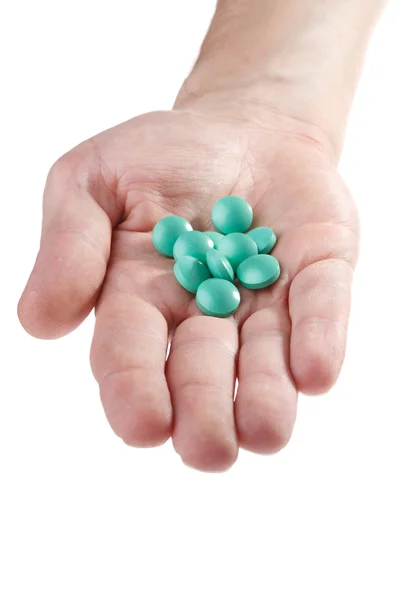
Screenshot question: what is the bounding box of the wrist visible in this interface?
[174,0,386,160]
[175,72,341,162]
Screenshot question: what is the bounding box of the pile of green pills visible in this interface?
[152,196,280,318]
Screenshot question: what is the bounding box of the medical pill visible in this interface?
[247,227,277,254]
[152,215,193,257]
[217,232,258,272]
[196,279,240,318]
[212,196,253,234]
[205,231,225,246]
[173,231,214,263]
[237,254,281,289]
[173,256,211,293]
[206,249,234,282]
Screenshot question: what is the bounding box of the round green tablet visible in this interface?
[174,256,211,293]
[212,196,253,234]
[196,279,240,318]
[217,232,258,272]
[247,227,277,254]
[152,216,193,257]
[237,254,281,289]
[173,231,214,263]
[205,231,225,246]
[206,249,234,282]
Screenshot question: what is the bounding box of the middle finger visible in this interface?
[167,315,238,472]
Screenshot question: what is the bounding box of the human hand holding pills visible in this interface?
[18,106,358,471]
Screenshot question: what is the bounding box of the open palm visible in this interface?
[19,106,358,471]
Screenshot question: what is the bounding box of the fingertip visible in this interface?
[291,346,341,395]
[18,287,67,340]
[238,425,292,455]
[18,277,94,340]
[174,436,238,473]
[236,385,296,455]
[101,371,173,448]
[290,319,346,396]
[18,229,107,339]
[120,413,172,449]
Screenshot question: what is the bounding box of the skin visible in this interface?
[18,0,386,471]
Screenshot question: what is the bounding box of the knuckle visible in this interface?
[48,152,79,183]
[46,144,91,190]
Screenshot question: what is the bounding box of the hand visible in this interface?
[18,101,358,471]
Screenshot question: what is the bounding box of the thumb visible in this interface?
[18,151,117,339]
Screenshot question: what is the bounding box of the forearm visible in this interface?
[176,0,387,158]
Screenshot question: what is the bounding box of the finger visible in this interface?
[167,316,238,472]
[235,304,297,454]
[18,153,118,339]
[289,257,354,395]
[90,292,172,447]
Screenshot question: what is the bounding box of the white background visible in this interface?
[1,1,399,598]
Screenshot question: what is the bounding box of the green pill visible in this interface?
[237,254,281,289]
[212,196,253,234]
[217,232,258,272]
[173,231,214,263]
[247,227,277,254]
[152,215,193,257]
[174,256,211,293]
[196,279,241,318]
[206,249,234,282]
[205,231,225,246]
